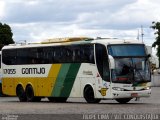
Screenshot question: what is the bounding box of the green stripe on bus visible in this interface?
[59,63,81,97]
[51,64,71,97]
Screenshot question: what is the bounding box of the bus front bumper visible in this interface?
[111,89,151,99]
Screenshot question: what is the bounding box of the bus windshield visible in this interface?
[108,44,146,57]
[108,44,151,84]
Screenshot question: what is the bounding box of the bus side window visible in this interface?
[16,48,29,64]
[74,44,94,64]
[37,47,44,64]
[81,45,89,63]
[54,46,62,63]
[3,50,17,65]
[2,51,8,65]
[88,45,94,63]
[51,47,55,63]
[95,44,110,82]
[73,46,81,63]
[64,46,73,63]
[89,52,94,63]
[29,48,38,64]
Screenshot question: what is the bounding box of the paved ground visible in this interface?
[152,74,160,86]
[0,87,160,120]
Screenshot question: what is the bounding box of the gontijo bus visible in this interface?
[1,37,151,103]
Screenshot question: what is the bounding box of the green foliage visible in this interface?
[0,22,15,49]
[151,21,160,66]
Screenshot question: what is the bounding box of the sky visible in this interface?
[0,0,160,47]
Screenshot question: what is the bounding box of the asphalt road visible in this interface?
[0,87,160,120]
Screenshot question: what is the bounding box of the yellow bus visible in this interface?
[1,37,151,103]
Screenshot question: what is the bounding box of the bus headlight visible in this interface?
[144,86,151,90]
[112,87,125,91]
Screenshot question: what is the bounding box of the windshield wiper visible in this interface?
[134,65,145,82]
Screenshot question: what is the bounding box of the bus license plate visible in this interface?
[131,93,138,97]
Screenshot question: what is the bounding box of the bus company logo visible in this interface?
[21,67,45,74]
[83,70,93,75]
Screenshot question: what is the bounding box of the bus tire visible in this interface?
[48,97,67,102]
[16,85,27,102]
[26,85,40,102]
[84,86,101,103]
[115,98,131,104]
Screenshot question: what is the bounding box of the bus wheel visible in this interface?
[26,85,36,102]
[16,85,27,102]
[115,98,131,104]
[84,86,101,103]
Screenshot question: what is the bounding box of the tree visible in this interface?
[0,22,15,49]
[151,21,160,66]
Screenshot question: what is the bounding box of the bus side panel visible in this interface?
[51,63,81,97]
[36,78,54,96]
[69,63,104,98]
[59,63,81,97]
[3,77,36,96]
[2,64,60,97]
[70,63,112,99]
[2,78,15,96]
[13,77,52,97]
[69,77,81,97]
[15,78,36,95]
[37,64,61,96]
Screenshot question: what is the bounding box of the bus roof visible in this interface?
[41,37,93,44]
[2,37,144,50]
